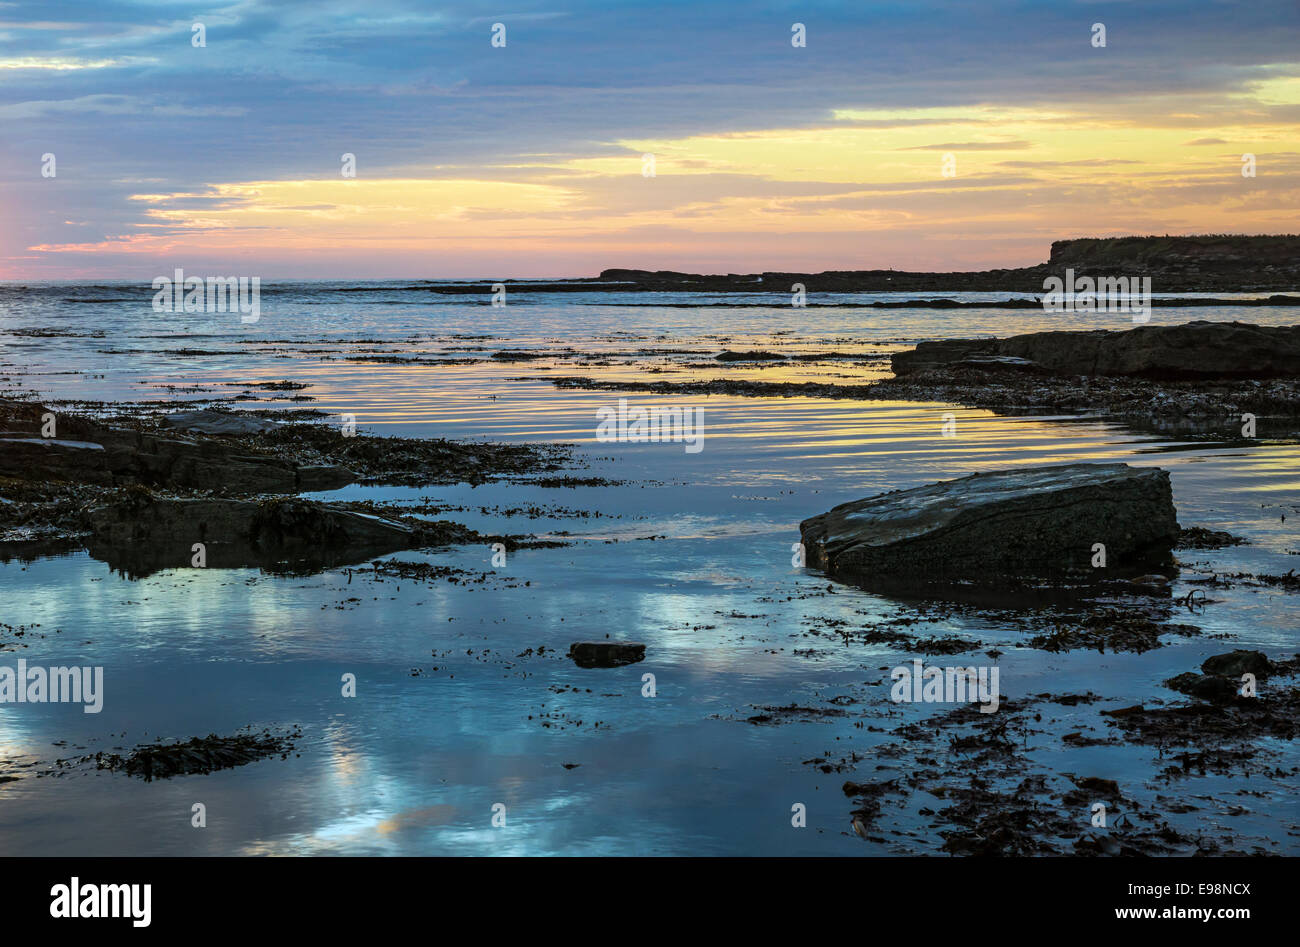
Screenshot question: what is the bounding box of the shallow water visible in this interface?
[1,284,1297,855]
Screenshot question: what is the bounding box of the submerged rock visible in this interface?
[86,495,420,575]
[892,321,1300,380]
[799,462,1178,589]
[567,641,646,668]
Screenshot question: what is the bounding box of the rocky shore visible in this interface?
[550,320,1300,436]
[0,399,573,572]
[891,321,1300,379]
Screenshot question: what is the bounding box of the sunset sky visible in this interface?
[2,0,1298,278]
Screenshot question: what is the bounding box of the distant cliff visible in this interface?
[1047,235,1300,278]
[596,235,1300,293]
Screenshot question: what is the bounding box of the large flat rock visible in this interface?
[892,321,1300,379]
[799,463,1178,588]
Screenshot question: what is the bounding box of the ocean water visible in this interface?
[0,283,1297,855]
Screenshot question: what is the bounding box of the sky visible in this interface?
[1,0,1298,279]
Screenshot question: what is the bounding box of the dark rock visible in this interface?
[889,338,990,374]
[1070,775,1121,798]
[953,355,1045,373]
[295,465,356,491]
[1165,672,1239,702]
[567,641,646,668]
[0,438,115,485]
[892,322,1300,380]
[1176,526,1247,550]
[1201,650,1276,679]
[715,350,787,362]
[0,401,354,493]
[799,463,1178,588]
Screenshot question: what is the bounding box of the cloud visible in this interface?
[903,141,1032,151]
[0,94,247,120]
[0,55,150,70]
[3,0,1299,276]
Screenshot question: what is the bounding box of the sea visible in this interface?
[0,281,1296,855]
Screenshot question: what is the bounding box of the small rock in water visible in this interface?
[1164,672,1240,703]
[1070,775,1122,798]
[1201,649,1276,679]
[567,641,646,668]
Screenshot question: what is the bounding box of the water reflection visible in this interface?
[0,290,1297,854]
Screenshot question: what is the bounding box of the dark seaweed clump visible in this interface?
[95,727,302,781]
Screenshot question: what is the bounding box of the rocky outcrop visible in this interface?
[599,236,1300,293]
[1048,235,1300,280]
[892,322,1300,380]
[0,401,354,493]
[799,463,1178,589]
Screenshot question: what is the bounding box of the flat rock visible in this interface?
[0,437,104,451]
[567,641,646,668]
[160,409,282,436]
[953,355,1045,373]
[799,462,1178,588]
[892,321,1300,380]
[0,400,353,493]
[0,436,117,485]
